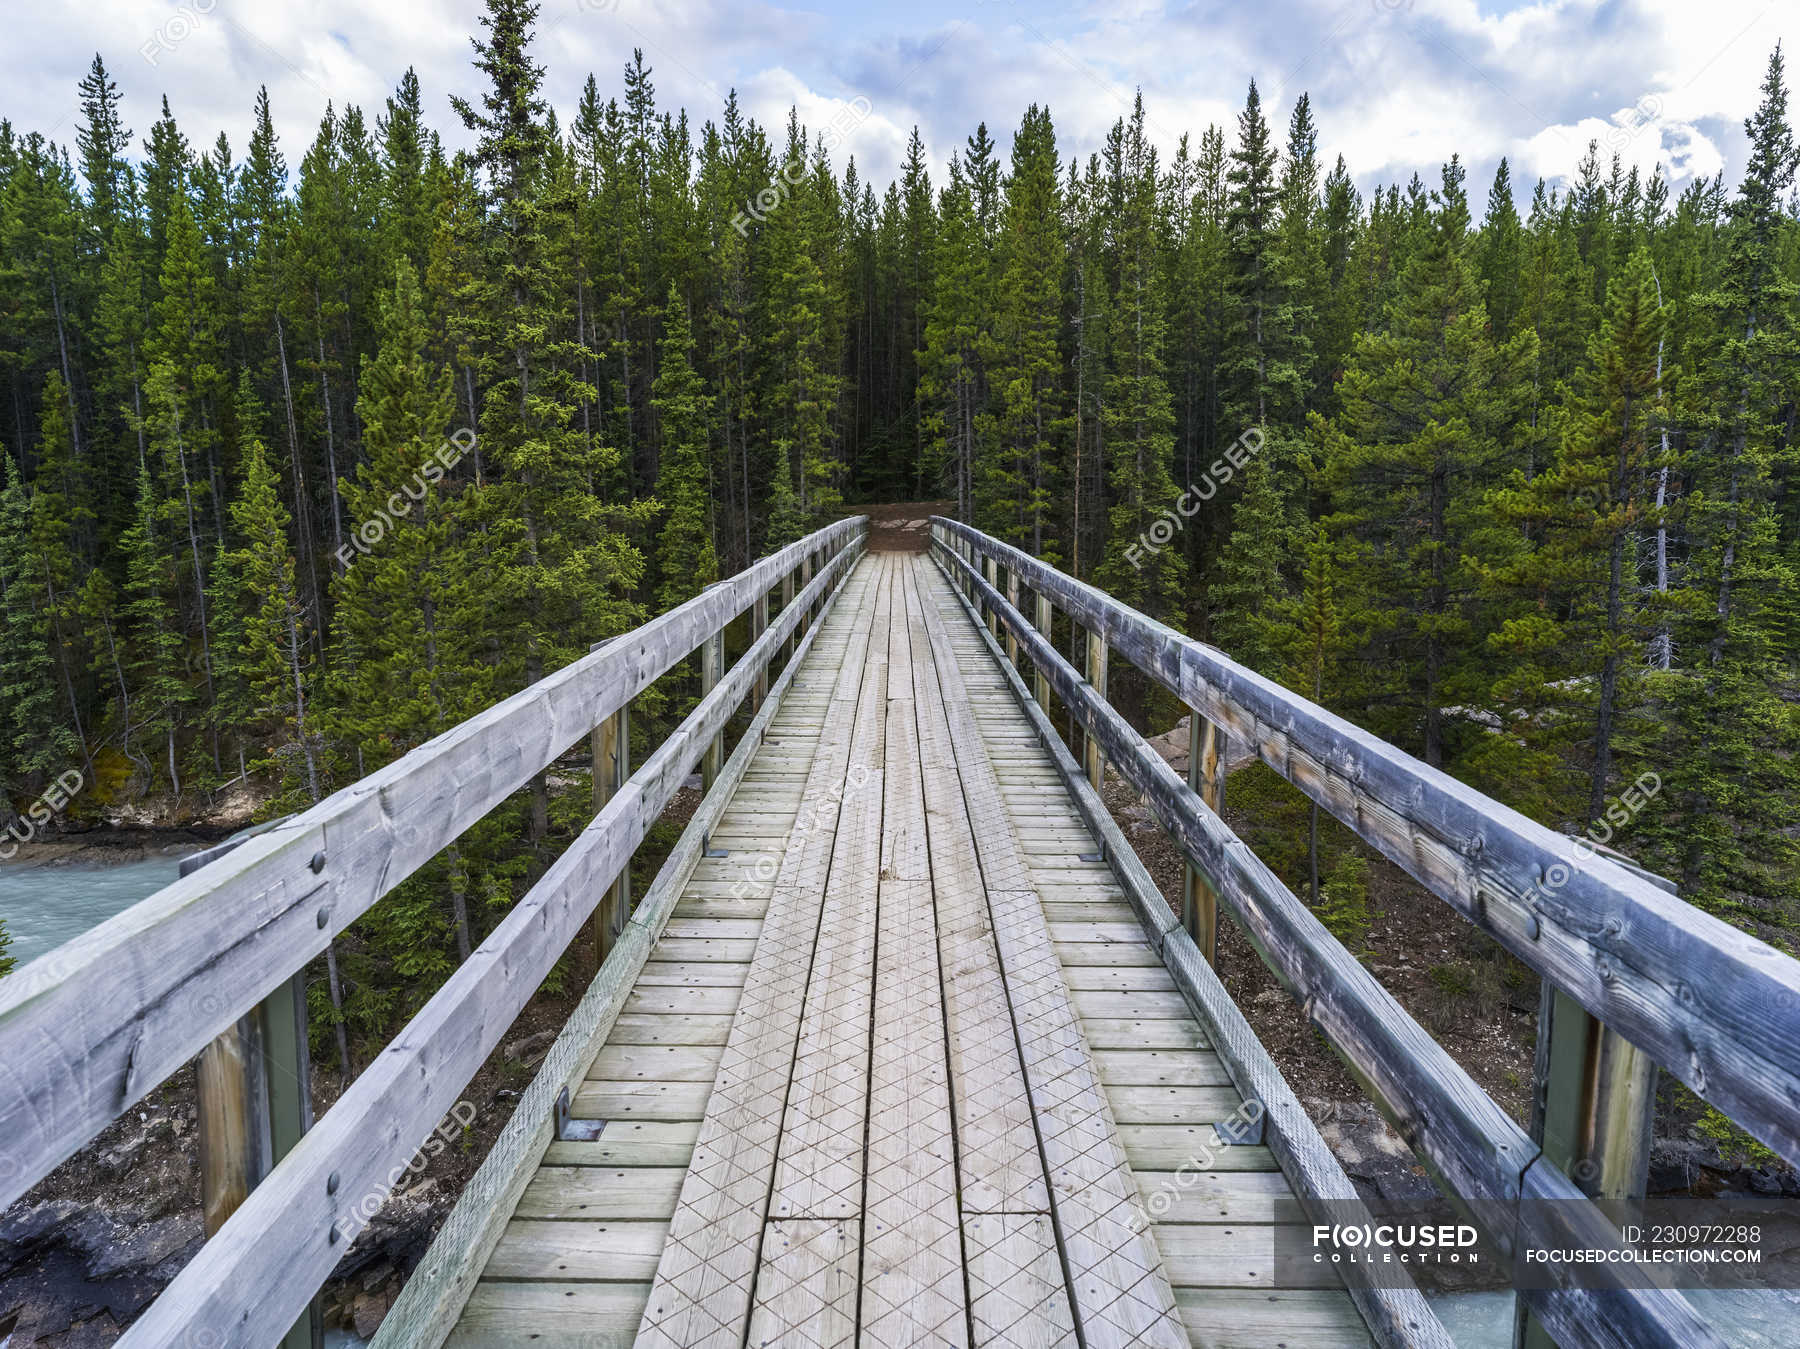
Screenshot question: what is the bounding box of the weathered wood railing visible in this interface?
[0,515,866,1345]
[932,517,1800,1349]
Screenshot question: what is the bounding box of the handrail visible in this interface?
[0,516,864,1214]
[114,523,867,1344]
[932,522,1726,1349]
[931,517,1800,1171]
[932,556,1457,1349]
[370,541,861,1349]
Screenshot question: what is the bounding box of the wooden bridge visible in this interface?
[3,516,1798,1349]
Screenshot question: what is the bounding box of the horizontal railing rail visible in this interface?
[369,542,858,1349]
[931,517,1800,1171]
[0,514,864,1218]
[931,520,1741,1349]
[931,558,1457,1349]
[118,521,867,1345]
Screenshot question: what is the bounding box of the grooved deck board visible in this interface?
[446,551,1372,1349]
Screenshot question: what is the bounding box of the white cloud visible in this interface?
[3,0,1791,203]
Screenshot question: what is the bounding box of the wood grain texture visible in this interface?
[914,562,1186,1349]
[932,516,1800,1173]
[635,557,887,1349]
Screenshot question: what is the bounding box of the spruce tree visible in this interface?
[1481,248,1670,824]
[980,105,1062,554]
[652,285,718,611]
[1095,100,1185,625]
[456,0,647,849]
[1316,160,1538,769]
[225,436,320,804]
[119,465,188,793]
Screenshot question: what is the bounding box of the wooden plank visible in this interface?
[1173,1288,1372,1348]
[609,1014,736,1045]
[515,1167,687,1220]
[964,1213,1077,1349]
[903,563,1051,1217]
[1132,1171,1305,1226]
[915,564,1186,1349]
[2,516,866,1218]
[1058,966,1181,993]
[588,1044,725,1081]
[1153,1225,1323,1289]
[625,986,742,1016]
[746,1218,859,1349]
[770,555,892,1221]
[860,874,966,1348]
[446,1281,649,1349]
[484,1219,670,1279]
[572,1081,713,1121]
[859,576,967,1347]
[1095,1050,1233,1088]
[1118,1127,1280,1173]
[543,1122,701,1169]
[1083,1019,1210,1051]
[634,960,755,987]
[635,557,888,1349]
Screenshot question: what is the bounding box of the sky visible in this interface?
[7,0,1794,208]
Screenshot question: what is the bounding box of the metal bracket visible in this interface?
[1215,1110,1266,1147]
[702,832,729,859]
[1079,848,1105,864]
[554,1086,607,1142]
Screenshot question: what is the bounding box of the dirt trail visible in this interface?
[859,500,949,552]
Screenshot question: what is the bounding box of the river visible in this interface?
[0,855,184,969]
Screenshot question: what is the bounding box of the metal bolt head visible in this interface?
[327,1171,340,1195]
[309,850,327,874]
[316,906,329,930]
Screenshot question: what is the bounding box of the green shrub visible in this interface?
[1317,850,1372,951]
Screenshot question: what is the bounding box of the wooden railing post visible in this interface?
[700,614,724,790]
[1084,628,1108,791]
[1184,712,1225,964]
[590,643,632,964]
[1005,569,1021,666]
[1515,869,1666,1349]
[781,567,797,662]
[983,557,1000,639]
[1033,591,1052,713]
[799,551,814,640]
[185,840,320,1349]
[752,588,770,711]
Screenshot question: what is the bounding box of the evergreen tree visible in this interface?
[1095,100,1185,624]
[979,105,1061,554]
[118,465,188,792]
[1481,248,1670,824]
[456,0,647,849]
[225,435,320,803]
[0,454,78,789]
[1316,160,1538,770]
[652,285,718,611]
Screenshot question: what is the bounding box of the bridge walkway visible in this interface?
[445,550,1370,1349]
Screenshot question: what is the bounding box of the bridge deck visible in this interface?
[446,552,1372,1349]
